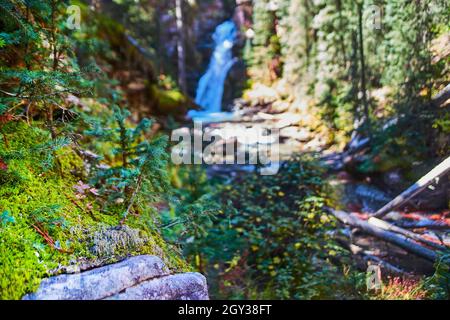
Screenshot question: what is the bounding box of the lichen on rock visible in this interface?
[90,225,149,258]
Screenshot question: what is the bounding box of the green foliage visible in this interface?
[276,0,311,85]
[0,0,88,129]
[165,156,366,299]
[83,104,170,221]
[0,0,188,298]
[0,0,448,302]
[249,0,280,81]
[433,114,450,134]
[0,121,187,299]
[423,254,450,300]
[162,165,223,247]
[251,0,449,168]
[31,205,66,234]
[0,210,14,226]
[379,1,448,100]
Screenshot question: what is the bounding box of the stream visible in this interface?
[185,19,400,215]
[180,20,448,277]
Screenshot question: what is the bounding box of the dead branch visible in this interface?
[373,156,450,218]
[338,234,408,276]
[326,208,442,262]
[31,223,72,254]
[348,244,408,276]
[368,217,448,251]
[432,83,450,107]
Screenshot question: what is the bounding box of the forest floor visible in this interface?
[184,81,449,284]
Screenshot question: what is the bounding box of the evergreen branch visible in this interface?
[0,88,84,99]
[120,173,144,224]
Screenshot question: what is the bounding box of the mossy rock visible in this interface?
[150,85,198,117]
[0,122,188,299]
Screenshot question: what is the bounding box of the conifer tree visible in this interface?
[0,0,86,134]
[250,0,279,82]
[83,103,170,222]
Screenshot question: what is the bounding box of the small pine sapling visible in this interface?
[84,105,170,223]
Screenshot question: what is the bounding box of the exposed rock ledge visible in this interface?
[23,255,209,300]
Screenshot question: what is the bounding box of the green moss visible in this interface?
[0,122,188,299]
[0,224,47,300]
[150,85,192,116]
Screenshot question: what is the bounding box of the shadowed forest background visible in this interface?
[0,0,449,300]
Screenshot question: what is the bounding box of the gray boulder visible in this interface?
[106,273,209,300]
[23,255,169,300]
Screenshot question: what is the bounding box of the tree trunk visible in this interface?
[335,0,347,67]
[357,3,372,140]
[175,0,188,94]
[373,156,450,218]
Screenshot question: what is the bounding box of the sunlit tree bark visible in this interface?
[175,0,188,94]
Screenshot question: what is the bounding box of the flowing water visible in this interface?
[188,21,239,122]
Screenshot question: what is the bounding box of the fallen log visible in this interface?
[368,217,448,251]
[431,83,450,107]
[327,208,441,262]
[373,156,450,218]
[395,220,449,230]
[333,232,408,276]
[361,253,407,276]
[345,243,408,276]
[346,136,371,153]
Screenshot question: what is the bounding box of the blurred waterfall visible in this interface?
[188,21,238,122]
